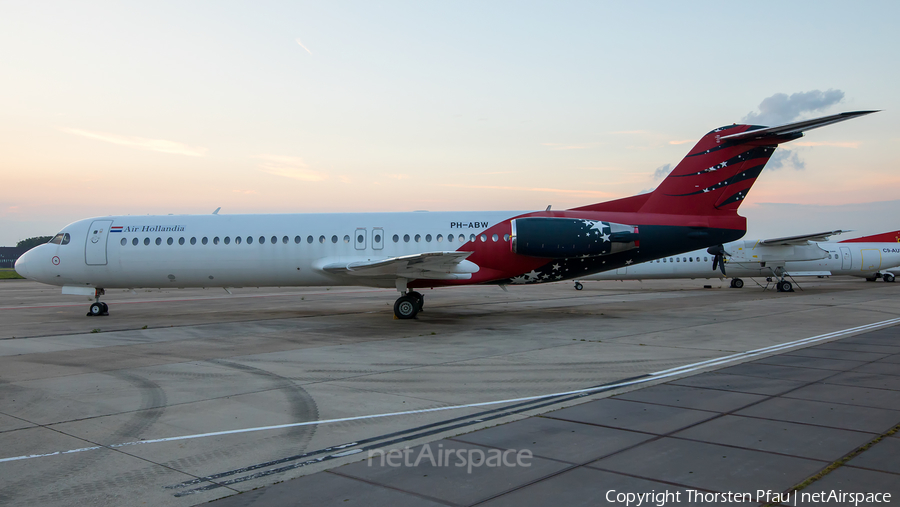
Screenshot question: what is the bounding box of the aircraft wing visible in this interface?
[322,251,479,280]
[759,230,847,246]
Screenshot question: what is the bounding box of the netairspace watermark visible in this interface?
[368,444,532,474]
[605,489,892,506]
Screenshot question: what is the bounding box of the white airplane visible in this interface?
[14,111,876,318]
[574,229,900,292]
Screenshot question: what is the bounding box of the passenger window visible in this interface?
[156,238,162,246]
[319,235,325,243]
[133,238,139,246]
[282,236,288,244]
[503,234,510,241]
[144,238,151,246]
[676,258,680,262]
[247,236,253,244]
[202,237,208,245]
[235,236,241,245]
[415,234,421,242]
[259,236,265,244]
[425,234,432,242]
[374,233,381,243]
[120,238,126,246]
[459,234,466,242]
[480,234,487,242]
[663,258,666,263]
[393,234,399,242]
[224,237,230,245]
[167,237,174,245]
[447,234,454,242]
[294,236,301,244]
[403,234,410,242]
[357,234,364,243]
[272,236,278,244]
[307,235,313,244]
[492,234,499,242]
[179,237,185,245]
[344,235,351,243]
[213,237,220,245]
[190,237,196,245]
[437,234,443,242]
[470,234,476,242]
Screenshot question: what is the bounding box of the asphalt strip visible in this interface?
[2,316,899,465]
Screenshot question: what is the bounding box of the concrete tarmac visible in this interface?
[0,276,898,506]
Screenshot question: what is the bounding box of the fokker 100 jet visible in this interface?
[15,111,875,319]
[575,229,900,292]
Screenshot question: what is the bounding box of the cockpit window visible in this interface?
[48,233,70,245]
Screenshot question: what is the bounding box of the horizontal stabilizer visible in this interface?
[718,111,878,143]
[760,230,846,245]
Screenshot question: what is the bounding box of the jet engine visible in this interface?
[510,217,638,258]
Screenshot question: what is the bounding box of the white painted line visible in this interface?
[2,316,897,464]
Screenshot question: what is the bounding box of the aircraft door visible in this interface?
[839,247,851,270]
[372,228,384,250]
[85,219,113,266]
[355,228,367,250]
[861,249,882,271]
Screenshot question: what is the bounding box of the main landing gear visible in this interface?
[775,279,793,292]
[574,282,584,291]
[729,278,744,289]
[394,290,424,319]
[884,273,896,283]
[87,288,109,316]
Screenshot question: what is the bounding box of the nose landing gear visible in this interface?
[86,288,109,316]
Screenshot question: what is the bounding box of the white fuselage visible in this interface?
[16,212,515,289]
[581,239,900,281]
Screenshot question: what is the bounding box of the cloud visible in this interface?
[60,127,207,156]
[653,163,672,180]
[742,89,844,126]
[295,38,312,55]
[256,155,327,181]
[767,149,805,171]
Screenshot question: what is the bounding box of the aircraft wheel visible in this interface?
[100,302,109,314]
[393,295,419,319]
[408,291,425,311]
[866,277,878,282]
[731,278,744,289]
[884,273,895,283]
[88,302,104,316]
[574,282,584,291]
[776,281,792,292]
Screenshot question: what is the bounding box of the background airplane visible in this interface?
[15,111,875,318]
[575,229,900,291]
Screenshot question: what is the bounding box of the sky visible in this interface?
[2,1,899,245]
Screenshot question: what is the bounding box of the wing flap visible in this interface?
[322,251,479,280]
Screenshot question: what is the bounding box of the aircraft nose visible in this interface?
[14,249,31,279]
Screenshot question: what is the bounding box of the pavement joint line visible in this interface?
[3,317,897,467]
[165,374,655,495]
[511,346,900,506]
[324,469,461,507]
[762,422,900,507]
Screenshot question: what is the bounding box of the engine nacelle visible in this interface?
[510,217,639,258]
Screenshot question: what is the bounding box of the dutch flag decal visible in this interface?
[111,226,123,233]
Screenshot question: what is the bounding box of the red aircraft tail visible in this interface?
[573,111,877,216]
[840,230,900,243]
